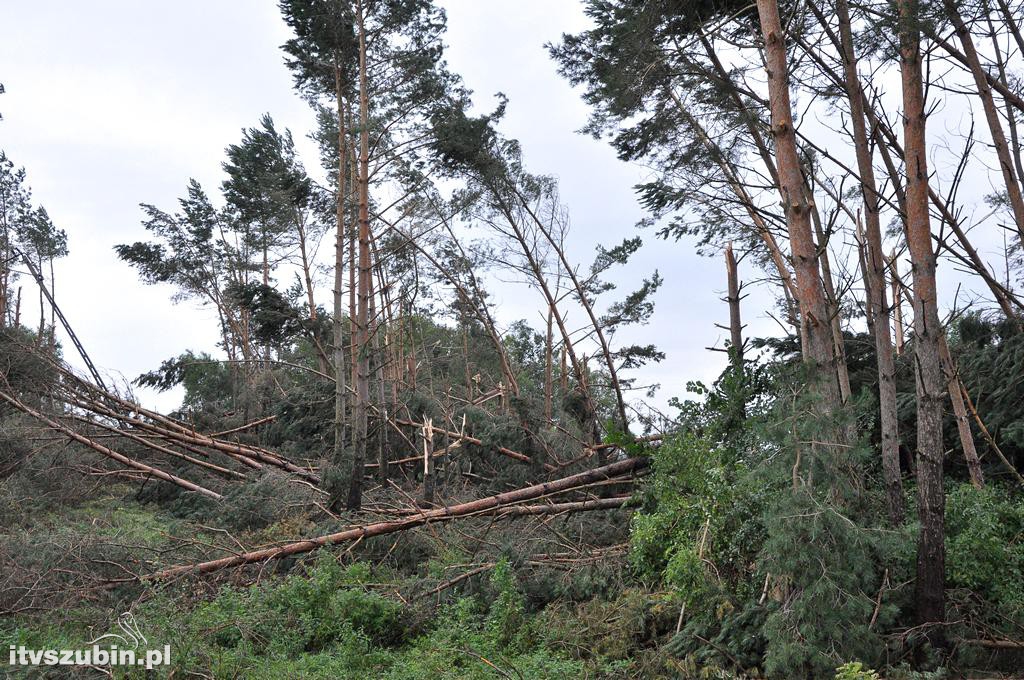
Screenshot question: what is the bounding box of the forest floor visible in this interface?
[1,480,685,679]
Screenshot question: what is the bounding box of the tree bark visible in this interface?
[513,189,630,434]
[836,0,904,524]
[544,307,554,423]
[946,1,1024,246]
[938,335,983,488]
[756,0,842,412]
[898,0,947,632]
[809,194,852,402]
[725,243,744,367]
[332,65,350,505]
[665,89,801,336]
[0,388,222,500]
[347,0,372,511]
[421,417,434,506]
[889,253,906,355]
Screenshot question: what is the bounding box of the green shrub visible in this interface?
[835,661,881,680]
[946,482,1024,609]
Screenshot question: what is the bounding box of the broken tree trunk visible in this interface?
[938,335,984,489]
[421,417,435,506]
[961,383,1024,487]
[394,418,557,472]
[725,243,744,367]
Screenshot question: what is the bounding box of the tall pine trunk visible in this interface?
[755,0,842,428]
[836,0,903,524]
[347,0,372,511]
[725,242,743,368]
[898,0,947,633]
[331,65,349,508]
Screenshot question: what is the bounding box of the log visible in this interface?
[589,434,664,450]
[494,495,632,516]
[53,365,297,467]
[148,457,649,579]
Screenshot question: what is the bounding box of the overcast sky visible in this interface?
[1,1,789,415]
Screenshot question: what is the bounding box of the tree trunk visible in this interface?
[837,0,903,524]
[369,250,388,482]
[809,195,852,402]
[0,388,223,500]
[331,65,349,505]
[150,456,649,579]
[889,253,906,355]
[544,307,554,423]
[725,242,744,367]
[490,194,601,444]
[422,417,435,506]
[666,89,801,336]
[514,189,630,434]
[755,0,842,416]
[938,335,983,488]
[347,0,372,511]
[898,0,947,633]
[349,126,358,404]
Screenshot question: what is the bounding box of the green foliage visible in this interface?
[835,661,881,680]
[485,559,526,649]
[635,364,923,677]
[630,431,755,599]
[108,555,621,679]
[1,150,70,334]
[541,588,677,662]
[135,350,232,408]
[140,556,401,668]
[758,488,898,678]
[946,483,1024,615]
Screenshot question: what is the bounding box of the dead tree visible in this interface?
[0,387,223,500]
[938,335,984,489]
[724,243,744,367]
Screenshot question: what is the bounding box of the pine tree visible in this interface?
[281,0,454,509]
[898,0,948,638]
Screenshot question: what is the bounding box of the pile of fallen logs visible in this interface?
[1,347,657,582]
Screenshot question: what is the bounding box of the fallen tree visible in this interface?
[148,456,649,579]
[0,386,224,500]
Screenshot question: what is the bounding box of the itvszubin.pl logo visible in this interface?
[7,613,171,670]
